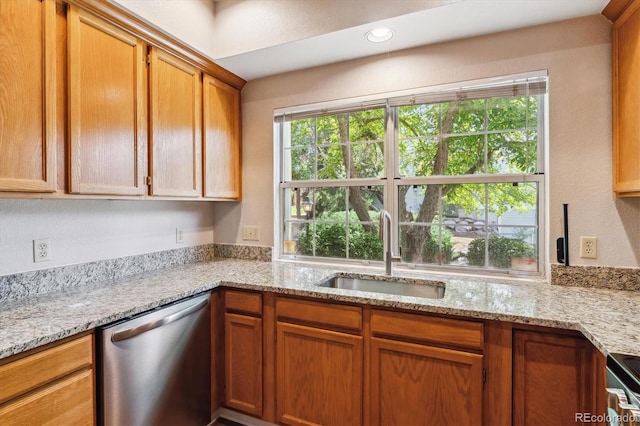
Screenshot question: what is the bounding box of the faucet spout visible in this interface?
[379,209,401,275]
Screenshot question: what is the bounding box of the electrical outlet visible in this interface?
[242,226,260,241]
[580,236,597,259]
[33,239,51,262]
[176,228,184,244]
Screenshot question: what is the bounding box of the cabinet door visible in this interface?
[276,322,363,426]
[513,331,596,425]
[613,0,640,196]
[203,75,241,200]
[370,337,483,426]
[67,6,146,196]
[149,47,202,197]
[224,313,263,417]
[0,0,56,192]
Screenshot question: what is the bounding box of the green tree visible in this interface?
[397,98,538,264]
[289,95,538,266]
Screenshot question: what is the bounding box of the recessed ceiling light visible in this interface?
[365,27,393,43]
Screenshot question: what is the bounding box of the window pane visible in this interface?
[348,109,385,178]
[285,147,315,181]
[399,136,438,177]
[399,95,540,178]
[347,186,384,260]
[399,104,439,137]
[315,187,346,217]
[444,135,484,175]
[487,96,537,131]
[284,109,385,182]
[282,187,315,255]
[351,142,384,178]
[317,144,346,179]
[488,131,537,174]
[461,183,538,271]
[398,182,538,270]
[348,220,383,260]
[450,100,485,134]
[290,118,316,147]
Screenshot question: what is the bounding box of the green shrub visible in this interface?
[422,226,454,263]
[467,236,536,268]
[296,211,383,260]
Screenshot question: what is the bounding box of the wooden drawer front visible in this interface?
[225,290,262,315]
[0,335,93,404]
[0,368,94,426]
[371,310,483,351]
[276,297,362,332]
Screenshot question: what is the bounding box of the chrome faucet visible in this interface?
[379,210,401,275]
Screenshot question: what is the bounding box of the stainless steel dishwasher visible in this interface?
[98,292,211,426]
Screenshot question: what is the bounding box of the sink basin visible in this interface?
[317,276,445,299]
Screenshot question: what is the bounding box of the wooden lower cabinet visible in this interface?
[0,369,93,426]
[370,337,483,425]
[223,291,263,417]
[217,292,606,426]
[224,312,263,416]
[276,322,363,426]
[0,334,94,426]
[513,329,599,426]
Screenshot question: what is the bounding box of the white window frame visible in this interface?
[273,71,548,277]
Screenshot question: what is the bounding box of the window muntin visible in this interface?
[277,75,546,274]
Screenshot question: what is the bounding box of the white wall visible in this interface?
[213,15,640,270]
[111,0,217,59]
[0,199,214,275]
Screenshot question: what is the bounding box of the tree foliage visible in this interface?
[287,95,539,267]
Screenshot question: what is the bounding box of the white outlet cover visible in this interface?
[33,238,51,262]
[579,236,597,259]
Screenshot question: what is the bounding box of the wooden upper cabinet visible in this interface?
[611,0,640,196]
[203,75,241,200]
[0,0,56,192]
[67,6,146,196]
[149,47,202,197]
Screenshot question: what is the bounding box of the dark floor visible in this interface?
[212,417,246,426]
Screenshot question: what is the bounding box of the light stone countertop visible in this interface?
[0,259,638,360]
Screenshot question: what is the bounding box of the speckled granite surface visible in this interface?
[0,245,215,303]
[213,243,272,261]
[0,259,638,360]
[551,264,640,291]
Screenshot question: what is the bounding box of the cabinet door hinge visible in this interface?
[482,368,486,384]
[146,53,151,66]
[145,176,152,186]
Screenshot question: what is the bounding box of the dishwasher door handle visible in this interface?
[111,297,209,342]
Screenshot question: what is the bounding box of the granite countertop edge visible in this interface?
[0,259,637,360]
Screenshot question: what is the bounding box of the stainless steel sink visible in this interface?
[317,276,445,299]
